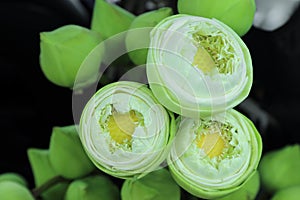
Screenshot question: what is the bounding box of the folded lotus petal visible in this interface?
[121,168,181,200]
[147,14,253,118]
[167,109,262,199]
[65,175,119,200]
[79,81,175,179]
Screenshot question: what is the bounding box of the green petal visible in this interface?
[126,7,173,65]
[215,171,260,200]
[91,0,135,39]
[121,168,180,200]
[49,125,96,179]
[91,0,135,66]
[259,144,300,192]
[167,109,262,199]
[271,185,300,200]
[27,148,69,200]
[65,175,119,200]
[79,81,175,179]
[146,14,253,118]
[177,0,256,36]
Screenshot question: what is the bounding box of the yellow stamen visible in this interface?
[196,133,225,158]
[192,46,216,74]
[107,110,139,144]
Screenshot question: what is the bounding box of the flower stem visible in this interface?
[31,175,70,199]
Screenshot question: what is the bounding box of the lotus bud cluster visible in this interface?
[35,1,264,199]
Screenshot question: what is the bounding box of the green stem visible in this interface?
[31,176,70,199]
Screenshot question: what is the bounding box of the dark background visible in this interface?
[0,0,299,195]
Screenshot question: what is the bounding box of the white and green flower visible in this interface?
[79,81,175,179]
[147,14,253,118]
[168,109,262,199]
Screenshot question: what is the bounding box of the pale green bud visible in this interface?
[0,181,34,200]
[121,168,181,200]
[177,0,256,36]
[40,25,103,89]
[147,14,253,118]
[167,109,262,199]
[0,173,28,187]
[49,125,96,179]
[27,148,69,200]
[272,185,300,200]
[126,7,173,65]
[79,81,176,179]
[65,175,119,200]
[259,144,300,192]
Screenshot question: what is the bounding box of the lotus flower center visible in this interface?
[192,46,216,74]
[107,110,139,144]
[196,133,225,158]
[192,32,238,74]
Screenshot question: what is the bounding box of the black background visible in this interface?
[0,0,300,195]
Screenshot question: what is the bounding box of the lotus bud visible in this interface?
[65,175,119,200]
[147,14,253,118]
[49,125,96,179]
[259,144,300,192]
[40,25,104,89]
[79,81,176,179]
[27,148,69,200]
[125,7,173,65]
[121,168,181,200]
[0,181,34,200]
[177,0,256,36]
[91,0,135,39]
[271,185,300,200]
[91,0,135,65]
[167,109,262,199]
[0,173,28,187]
[215,171,260,200]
